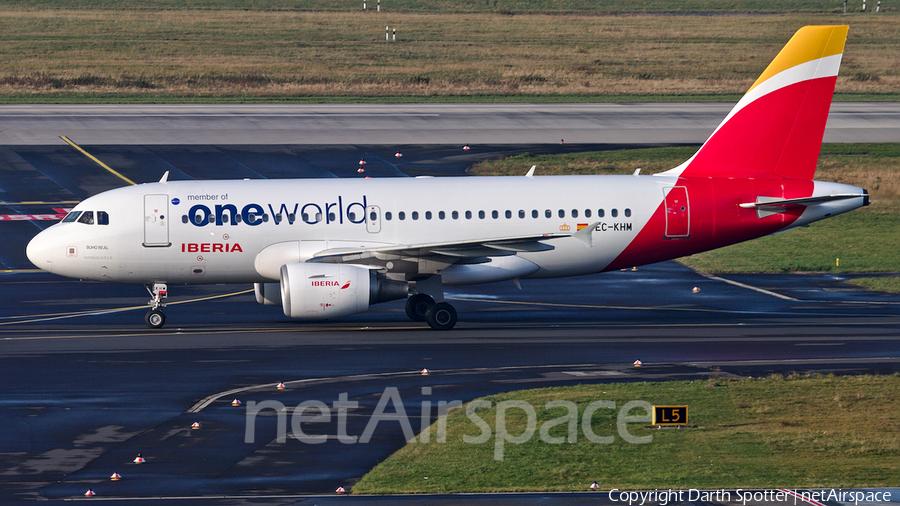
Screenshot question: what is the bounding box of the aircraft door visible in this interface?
[144,194,171,247]
[663,186,690,238]
[366,205,382,233]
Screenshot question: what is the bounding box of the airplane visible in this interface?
[26,25,868,331]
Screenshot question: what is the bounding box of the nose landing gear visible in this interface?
[145,283,168,329]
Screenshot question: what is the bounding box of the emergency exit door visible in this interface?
[144,194,171,247]
[663,186,690,238]
[366,205,382,233]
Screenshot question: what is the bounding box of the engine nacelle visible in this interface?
[280,263,407,320]
[254,282,282,306]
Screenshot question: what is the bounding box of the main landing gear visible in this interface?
[145,283,168,329]
[404,275,458,330]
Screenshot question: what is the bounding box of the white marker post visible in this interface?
[386,26,389,41]
[876,0,881,11]
[363,0,366,9]
[862,0,866,10]
[377,0,380,11]
[392,28,396,42]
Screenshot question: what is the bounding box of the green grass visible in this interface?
[352,374,900,493]
[0,6,897,102]
[846,276,900,292]
[471,143,900,273]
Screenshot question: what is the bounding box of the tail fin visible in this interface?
[668,26,848,181]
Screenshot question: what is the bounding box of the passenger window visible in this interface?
[385,212,393,221]
[558,209,564,219]
[412,211,419,220]
[585,209,592,218]
[598,209,605,218]
[439,211,446,220]
[572,209,578,218]
[545,209,551,218]
[370,211,377,222]
[611,209,618,218]
[518,210,525,219]
[77,211,94,225]
[62,211,81,223]
[426,211,432,220]
[327,213,336,222]
[505,210,512,219]
[98,211,109,225]
[452,211,459,220]
[348,212,356,221]
[478,210,485,219]
[532,210,538,219]
[182,215,188,224]
[625,208,632,217]
[492,210,499,219]
[465,210,472,219]
[302,213,310,222]
[399,212,406,221]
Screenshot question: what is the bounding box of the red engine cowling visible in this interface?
[280,263,407,319]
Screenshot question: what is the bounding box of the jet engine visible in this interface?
[280,263,407,319]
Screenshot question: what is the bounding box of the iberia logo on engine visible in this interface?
[311,280,352,289]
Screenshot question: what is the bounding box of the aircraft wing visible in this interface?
[310,224,599,277]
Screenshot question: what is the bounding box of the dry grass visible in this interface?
[0,9,897,100]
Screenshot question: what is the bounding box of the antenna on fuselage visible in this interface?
[159,171,169,183]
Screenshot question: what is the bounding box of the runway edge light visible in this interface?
[277,382,286,390]
[133,453,145,464]
[110,472,121,481]
[191,421,202,430]
[336,486,347,494]
[421,368,430,375]
[84,489,96,497]
[692,286,701,293]
[232,399,242,406]
[590,481,600,490]
[633,360,642,367]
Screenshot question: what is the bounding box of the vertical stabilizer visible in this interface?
[667,26,848,181]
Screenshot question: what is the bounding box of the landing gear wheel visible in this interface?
[426,302,457,331]
[145,309,166,329]
[405,294,435,322]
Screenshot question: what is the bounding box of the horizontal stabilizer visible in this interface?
[740,193,867,218]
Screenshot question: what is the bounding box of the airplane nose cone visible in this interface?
[26,230,53,272]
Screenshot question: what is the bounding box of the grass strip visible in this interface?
[846,276,900,293]
[470,143,900,274]
[0,9,897,102]
[353,374,900,493]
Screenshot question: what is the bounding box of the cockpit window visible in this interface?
[97,211,109,225]
[77,211,94,225]
[62,211,82,223]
